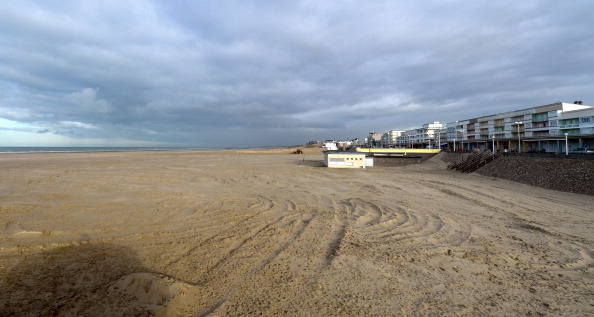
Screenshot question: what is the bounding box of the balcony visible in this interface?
[532,131,550,137]
[529,125,550,131]
[550,130,580,136]
[559,124,579,129]
[511,128,526,134]
[532,121,549,129]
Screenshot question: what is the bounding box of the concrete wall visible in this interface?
[373,157,422,166]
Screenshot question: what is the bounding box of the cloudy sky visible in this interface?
[1,1,593,147]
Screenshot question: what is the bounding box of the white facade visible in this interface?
[395,122,442,148]
[348,101,593,153]
[444,102,594,152]
[555,107,594,135]
[324,142,338,151]
[324,152,367,168]
[380,130,404,147]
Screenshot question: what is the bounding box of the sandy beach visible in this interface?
[0,150,592,316]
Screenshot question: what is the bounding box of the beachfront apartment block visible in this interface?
[380,130,405,147]
[445,101,594,153]
[367,101,594,152]
[394,122,443,148]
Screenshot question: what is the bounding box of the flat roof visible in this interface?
[323,151,366,155]
[355,148,440,154]
[448,102,593,123]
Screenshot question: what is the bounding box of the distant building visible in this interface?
[396,122,443,148]
[323,142,338,151]
[350,138,366,147]
[380,130,405,148]
[368,132,383,147]
[313,101,594,154]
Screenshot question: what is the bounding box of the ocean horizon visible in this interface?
[0,145,300,154]
[0,146,233,154]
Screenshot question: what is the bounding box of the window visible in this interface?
[560,119,580,130]
[581,117,591,123]
[532,112,548,122]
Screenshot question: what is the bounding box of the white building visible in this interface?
[334,101,593,153]
[324,152,368,168]
[323,142,338,151]
[445,101,594,152]
[395,122,443,148]
[379,130,405,147]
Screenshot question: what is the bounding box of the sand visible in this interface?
[0,149,592,316]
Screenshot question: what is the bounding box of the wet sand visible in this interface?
[1,150,593,316]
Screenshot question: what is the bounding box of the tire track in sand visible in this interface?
[162,196,280,268]
[194,213,294,284]
[417,179,594,273]
[197,214,316,316]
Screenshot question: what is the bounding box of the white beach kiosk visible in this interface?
[323,152,368,168]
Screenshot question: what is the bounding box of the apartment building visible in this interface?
[379,130,405,147]
[395,122,443,148]
[367,132,383,147]
[445,102,594,152]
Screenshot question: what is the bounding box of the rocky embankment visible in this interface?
[476,156,594,196]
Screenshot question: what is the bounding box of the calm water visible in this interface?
[0,147,224,154]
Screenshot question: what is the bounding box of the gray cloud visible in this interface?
[0,1,593,147]
[65,88,112,114]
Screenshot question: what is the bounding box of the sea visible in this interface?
[0,147,229,154]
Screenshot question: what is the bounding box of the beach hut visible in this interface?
[323,152,367,168]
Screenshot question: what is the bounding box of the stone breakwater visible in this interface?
[476,156,594,196]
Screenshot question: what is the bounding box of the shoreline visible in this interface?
[0,146,240,154]
[0,146,325,157]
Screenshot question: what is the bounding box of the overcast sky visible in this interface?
[1,1,593,147]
